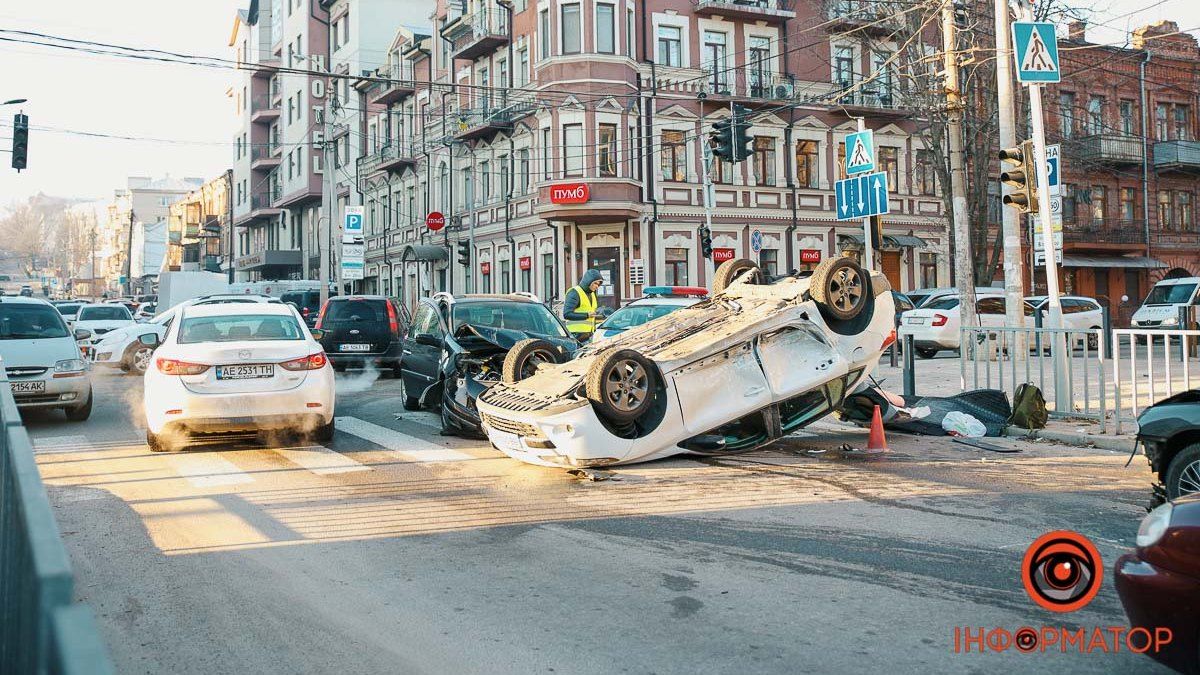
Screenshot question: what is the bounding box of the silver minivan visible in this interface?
[0,297,93,420]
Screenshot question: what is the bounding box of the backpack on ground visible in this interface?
[1011,383,1047,430]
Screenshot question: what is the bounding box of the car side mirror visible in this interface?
[310,329,325,341]
[138,333,160,347]
[414,333,442,348]
[74,328,92,341]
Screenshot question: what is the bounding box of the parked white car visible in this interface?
[73,303,135,359]
[0,297,93,419]
[899,294,1104,357]
[92,294,281,375]
[1132,276,1200,330]
[591,286,709,343]
[142,303,335,452]
[475,257,895,467]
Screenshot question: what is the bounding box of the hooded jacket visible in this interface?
[563,269,604,321]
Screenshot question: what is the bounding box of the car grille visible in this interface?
[1139,320,1162,327]
[480,413,540,437]
[6,366,48,378]
[478,384,561,412]
[14,394,60,404]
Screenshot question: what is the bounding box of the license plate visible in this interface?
[907,317,926,325]
[489,429,523,454]
[340,343,372,352]
[216,364,274,380]
[10,380,46,393]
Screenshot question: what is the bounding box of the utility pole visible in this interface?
[942,0,976,329]
[995,0,1026,357]
[699,127,716,284]
[124,207,135,297]
[319,66,333,307]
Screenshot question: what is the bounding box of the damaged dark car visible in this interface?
[1136,390,1200,507]
[399,293,578,436]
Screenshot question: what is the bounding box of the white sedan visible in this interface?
[142,303,335,452]
[74,303,135,358]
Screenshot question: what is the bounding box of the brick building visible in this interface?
[352,0,950,311]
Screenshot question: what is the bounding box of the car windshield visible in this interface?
[924,297,960,310]
[323,299,385,323]
[452,302,568,338]
[1144,283,1197,306]
[600,303,683,331]
[55,303,83,315]
[178,314,305,343]
[0,304,70,340]
[78,306,132,321]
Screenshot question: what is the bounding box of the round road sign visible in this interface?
[426,211,445,231]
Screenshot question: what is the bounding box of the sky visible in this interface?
[0,0,1197,206]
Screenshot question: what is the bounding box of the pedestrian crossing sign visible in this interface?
[844,130,875,176]
[1012,21,1060,83]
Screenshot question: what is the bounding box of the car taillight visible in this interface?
[280,352,328,371]
[314,302,329,329]
[932,314,948,327]
[385,301,399,337]
[156,358,210,376]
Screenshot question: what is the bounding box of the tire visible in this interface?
[390,362,403,379]
[125,342,155,375]
[712,258,765,294]
[333,363,347,373]
[1165,443,1200,500]
[915,347,938,359]
[146,430,170,452]
[313,418,335,443]
[65,390,92,421]
[502,338,563,383]
[808,257,869,322]
[439,399,457,437]
[1087,330,1099,351]
[402,383,421,411]
[585,349,657,425]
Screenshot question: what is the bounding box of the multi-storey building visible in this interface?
[355,0,949,311]
[229,0,329,282]
[165,171,232,276]
[107,176,204,294]
[1046,20,1200,325]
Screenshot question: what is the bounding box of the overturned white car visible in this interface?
[475,257,896,467]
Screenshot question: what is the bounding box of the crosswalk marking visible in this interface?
[335,416,476,462]
[167,453,255,488]
[273,445,371,475]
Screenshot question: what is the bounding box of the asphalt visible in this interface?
[24,367,1173,674]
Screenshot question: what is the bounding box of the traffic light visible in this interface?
[11,113,28,171]
[731,105,752,162]
[711,117,734,162]
[999,139,1038,214]
[699,226,713,259]
[953,0,968,29]
[456,240,471,267]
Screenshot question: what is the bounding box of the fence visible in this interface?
[0,369,113,674]
[1112,328,1200,434]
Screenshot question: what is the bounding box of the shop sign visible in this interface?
[550,182,590,204]
[800,249,822,264]
[712,248,736,263]
[480,262,492,275]
[518,256,531,271]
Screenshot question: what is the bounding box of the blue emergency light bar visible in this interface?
[642,286,709,298]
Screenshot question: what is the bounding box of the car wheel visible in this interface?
[126,343,154,375]
[313,418,335,443]
[915,347,938,359]
[390,362,403,379]
[439,399,458,437]
[1165,443,1200,500]
[1086,330,1100,351]
[146,430,170,453]
[65,390,92,421]
[585,349,657,425]
[502,338,563,383]
[712,258,766,294]
[333,363,347,373]
[808,257,869,322]
[402,383,421,411]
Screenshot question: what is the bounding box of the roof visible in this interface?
[399,244,448,262]
[0,296,52,306]
[433,294,539,304]
[182,303,296,319]
[838,233,927,248]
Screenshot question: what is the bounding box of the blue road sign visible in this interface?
[844,130,875,176]
[750,229,763,253]
[343,205,364,239]
[1012,22,1060,83]
[836,172,890,221]
[1045,144,1060,190]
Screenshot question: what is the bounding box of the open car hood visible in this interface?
[453,324,573,355]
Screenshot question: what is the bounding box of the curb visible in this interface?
[1003,426,1136,453]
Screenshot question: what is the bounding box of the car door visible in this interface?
[400,302,446,399]
[976,297,1007,328]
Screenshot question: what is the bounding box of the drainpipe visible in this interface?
[506,135,516,292]
[640,0,658,285]
[785,110,797,272]
[550,220,559,302]
[1140,50,1152,259]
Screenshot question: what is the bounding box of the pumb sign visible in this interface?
[550,182,590,204]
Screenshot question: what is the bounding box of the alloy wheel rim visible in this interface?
[603,360,648,412]
[829,267,863,312]
[134,347,153,371]
[1180,459,1200,495]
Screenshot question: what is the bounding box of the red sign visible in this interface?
[425,211,445,231]
[519,256,532,271]
[712,248,736,263]
[800,249,822,264]
[480,262,491,275]
[550,182,590,204]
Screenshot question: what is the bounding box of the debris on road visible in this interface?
[840,386,1011,438]
[941,411,986,438]
[952,437,1020,453]
[567,468,617,481]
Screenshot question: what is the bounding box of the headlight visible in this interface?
[54,359,87,373]
[1136,502,1173,547]
[1161,317,1179,326]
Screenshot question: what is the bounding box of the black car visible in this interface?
[283,289,333,327]
[1136,390,1200,507]
[315,295,409,375]
[400,294,578,437]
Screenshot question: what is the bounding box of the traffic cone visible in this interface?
[866,404,889,453]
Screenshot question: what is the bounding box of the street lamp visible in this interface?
[2,98,28,106]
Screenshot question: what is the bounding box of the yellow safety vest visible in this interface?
[565,285,598,334]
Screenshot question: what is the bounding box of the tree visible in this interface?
[1,202,46,276]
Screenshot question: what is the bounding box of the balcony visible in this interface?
[1061,218,1146,247]
[823,0,904,34]
[1076,134,1143,165]
[813,80,910,115]
[694,0,795,22]
[250,143,281,170]
[453,94,536,141]
[250,95,279,124]
[367,63,416,106]
[447,9,509,61]
[357,140,422,179]
[703,68,794,101]
[1154,139,1200,173]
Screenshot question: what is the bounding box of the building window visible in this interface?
[1156,103,1170,140]
[517,48,529,86]
[880,146,899,189]
[1120,187,1136,222]
[657,25,682,67]
[596,3,615,54]
[665,248,688,286]
[1061,184,1076,220]
[563,123,584,177]
[1086,96,1104,135]
[561,4,581,55]
[539,9,550,60]
[518,149,530,193]
[542,127,553,179]
[1175,106,1191,141]
[702,31,728,92]
[920,253,937,288]
[915,149,938,195]
[661,130,686,182]
[501,260,511,293]
[1120,100,1136,135]
[480,160,491,204]
[753,136,776,186]
[500,155,510,199]
[598,123,617,177]
[1179,191,1194,231]
[542,252,555,300]
[626,8,635,58]
[836,142,846,179]
[834,46,855,87]
[1090,186,1107,223]
[1059,92,1075,138]
[1159,189,1174,229]
[758,249,778,276]
[713,156,733,184]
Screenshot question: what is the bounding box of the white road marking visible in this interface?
[336,416,476,462]
[273,445,371,475]
[167,454,255,488]
[32,434,96,453]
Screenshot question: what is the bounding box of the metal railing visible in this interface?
[1112,327,1200,434]
[0,368,113,673]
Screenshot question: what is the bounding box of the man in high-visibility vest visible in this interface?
[562,268,604,341]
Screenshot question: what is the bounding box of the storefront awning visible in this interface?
[1061,255,1167,269]
[838,233,927,248]
[399,244,448,262]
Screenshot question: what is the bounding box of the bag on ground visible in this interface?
[1011,383,1048,430]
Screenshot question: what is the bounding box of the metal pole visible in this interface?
[942,0,975,330]
[700,126,716,283]
[858,117,873,270]
[995,0,1026,358]
[903,333,916,398]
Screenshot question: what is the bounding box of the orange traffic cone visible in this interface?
[866,404,889,453]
